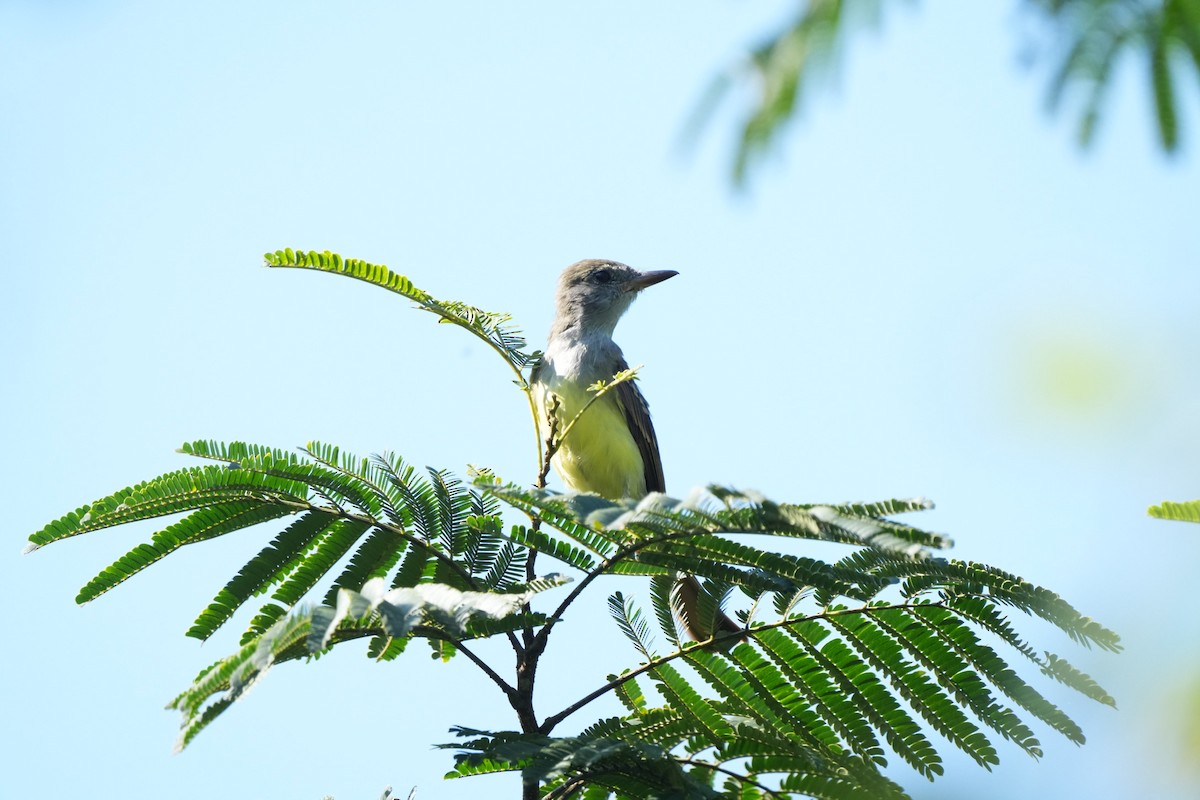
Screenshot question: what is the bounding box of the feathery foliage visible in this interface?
[691,0,1200,186]
[28,250,1120,799]
[1148,498,1200,522]
[1038,0,1200,151]
[263,248,538,375]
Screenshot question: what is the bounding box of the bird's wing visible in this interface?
[613,356,666,494]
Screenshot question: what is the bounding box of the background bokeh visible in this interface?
[4,2,1198,798]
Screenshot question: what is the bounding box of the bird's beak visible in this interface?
[628,270,679,292]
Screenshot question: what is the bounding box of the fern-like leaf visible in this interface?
[77,503,294,603]
[608,592,656,658]
[1148,498,1200,522]
[264,249,537,374]
[187,510,340,640]
[34,446,1121,791]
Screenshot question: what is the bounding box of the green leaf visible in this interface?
[1040,653,1117,708]
[507,524,598,572]
[827,609,997,769]
[1036,0,1196,153]
[909,604,1085,745]
[264,249,537,373]
[25,464,308,552]
[77,503,294,603]
[871,605,1043,758]
[608,592,656,658]
[169,611,313,750]
[321,527,408,605]
[241,518,373,643]
[649,662,734,745]
[187,510,339,640]
[1150,13,1180,151]
[1148,498,1200,522]
[312,575,570,649]
[32,438,1120,788]
[684,0,891,187]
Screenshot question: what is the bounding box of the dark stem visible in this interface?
[428,632,517,698]
[510,400,567,800]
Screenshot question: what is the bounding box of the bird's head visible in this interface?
[553,259,678,337]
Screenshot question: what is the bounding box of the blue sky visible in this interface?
[4,2,1199,799]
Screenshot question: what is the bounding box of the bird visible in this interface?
[531,259,742,644]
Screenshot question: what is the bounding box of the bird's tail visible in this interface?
[672,574,746,648]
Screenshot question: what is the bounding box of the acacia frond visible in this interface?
[650,574,684,647]
[1148,498,1200,522]
[481,483,1118,795]
[686,0,885,187]
[443,716,908,800]
[608,592,657,659]
[1037,0,1198,153]
[263,248,537,375]
[507,524,599,572]
[310,576,568,650]
[169,611,313,750]
[187,510,344,641]
[77,503,295,604]
[611,673,649,716]
[28,442,549,732]
[690,0,1198,188]
[173,575,567,745]
[440,726,722,800]
[34,447,1120,794]
[484,483,627,558]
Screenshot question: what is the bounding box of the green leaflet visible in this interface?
[649,661,734,744]
[264,249,537,374]
[78,503,294,603]
[649,574,684,647]
[176,575,568,744]
[169,611,313,750]
[685,648,838,756]
[611,674,648,716]
[694,0,1199,189]
[441,726,720,799]
[1038,0,1200,153]
[826,609,997,769]
[484,483,625,557]
[755,627,887,767]
[264,520,373,608]
[871,606,1043,758]
[507,524,598,572]
[310,576,569,650]
[608,592,656,658]
[1148,498,1200,523]
[188,510,338,640]
[321,527,408,605]
[26,464,309,551]
[908,604,1085,744]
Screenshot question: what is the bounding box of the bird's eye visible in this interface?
[590,268,613,285]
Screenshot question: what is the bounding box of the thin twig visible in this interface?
[419,629,518,699]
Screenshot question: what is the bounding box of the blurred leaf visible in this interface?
[697,0,1200,185]
[1148,499,1200,522]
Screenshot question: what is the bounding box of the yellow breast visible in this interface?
[533,377,646,500]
